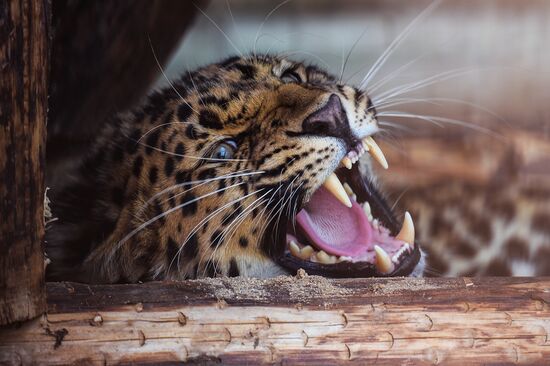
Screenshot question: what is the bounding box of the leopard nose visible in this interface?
[302,94,349,138]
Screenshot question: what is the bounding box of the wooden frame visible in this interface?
[1,1,550,365]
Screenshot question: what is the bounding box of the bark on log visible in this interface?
[1,277,549,365]
[0,0,49,326]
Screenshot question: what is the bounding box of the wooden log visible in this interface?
[1,277,549,364]
[0,0,49,325]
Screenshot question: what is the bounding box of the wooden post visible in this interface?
[0,0,50,325]
[1,277,549,364]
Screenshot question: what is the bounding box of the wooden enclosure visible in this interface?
[1,0,550,364]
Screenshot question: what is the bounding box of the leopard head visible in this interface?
[48,54,422,282]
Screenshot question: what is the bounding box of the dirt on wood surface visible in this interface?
[194,269,353,302]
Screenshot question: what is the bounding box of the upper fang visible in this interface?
[364,136,388,170]
[322,173,352,208]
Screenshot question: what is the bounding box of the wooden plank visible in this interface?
[1,277,549,364]
[0,0,49,325]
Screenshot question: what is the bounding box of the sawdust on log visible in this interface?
[195,269,353,302]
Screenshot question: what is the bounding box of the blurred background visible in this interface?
[47,0,550,276]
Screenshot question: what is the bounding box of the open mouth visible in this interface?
[277,137,421,277]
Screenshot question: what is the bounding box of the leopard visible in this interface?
[45,54,422,283]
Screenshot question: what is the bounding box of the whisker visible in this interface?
[282,50,331,70]
[360,0,443,90]
[137,121,187,143]
[147,36,198,114]
[373,67,477,105]
[194,3,243,57]
[375,111,503,138]
[170,187,267,274]
[148,170,262,204]
[339,26,369,83]
[378,121,416,133]
[225,0,246,52]
[135,141,248,162]
[366,36,456,95]
[390,188,410,211]
[253,0,294,57]
[115,181,246,250]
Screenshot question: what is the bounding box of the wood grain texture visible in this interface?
[0,0,49,326]
[1,277,549,364]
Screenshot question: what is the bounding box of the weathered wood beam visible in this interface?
[1,277,549,364]
[0,0,50,326]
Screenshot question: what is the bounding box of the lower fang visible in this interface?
[374,245,394,274]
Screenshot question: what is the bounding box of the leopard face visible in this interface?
[46,54,422,283]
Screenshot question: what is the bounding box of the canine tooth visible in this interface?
[341,157,352,170]
[300,245,314,259]
[323,173,352,208]
[396,211,415,245]
[374,245,395,274]
[364,136,388,170]
[362,140,370,151]
[289,240,301,257]
[343,182,354,197]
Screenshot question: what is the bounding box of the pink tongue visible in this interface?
[296,187,373,256]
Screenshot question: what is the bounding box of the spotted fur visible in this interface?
[46,54,381,283]
[395,182,550,276]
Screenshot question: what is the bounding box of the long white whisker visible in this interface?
[135,141,248,162]
[282,50,331,70]
[194,4,243,57]
[374,97,507,124]
[339,26,369,83]
[360,0,443,90]
[373,67,476,104]
[137,121,186,143]
[149,170,262,204]
[367,36,456,94]
[225,0,245,52]
[116,181,245,250]
[253,0,294,56]
[170,188,266,273]
[375,112,502,138]
[147,36,198,114]
[378,121,417,133]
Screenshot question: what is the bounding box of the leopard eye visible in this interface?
[211,140,237,160]
[281,69,302,83]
